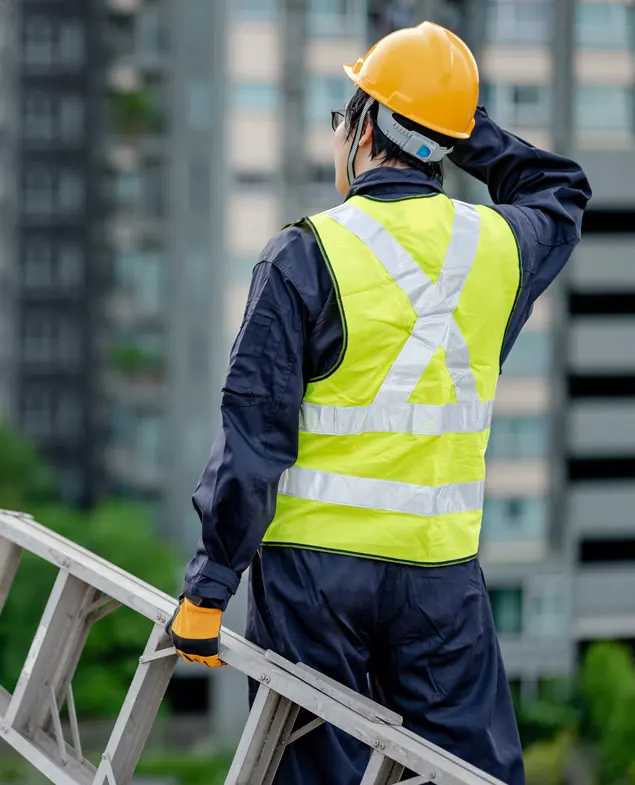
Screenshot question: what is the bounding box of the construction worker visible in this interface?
[168,22,591,785]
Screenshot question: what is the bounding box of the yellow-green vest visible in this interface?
[263,193,521,566]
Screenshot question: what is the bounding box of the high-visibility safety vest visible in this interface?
[263,193,521,566]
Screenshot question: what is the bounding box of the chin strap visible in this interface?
[375,102,453,163]
[347,95,375,185]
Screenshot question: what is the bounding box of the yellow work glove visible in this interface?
[166,597,224,668]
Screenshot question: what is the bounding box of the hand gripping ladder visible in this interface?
[0,509,506,785]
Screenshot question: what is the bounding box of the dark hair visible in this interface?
[345,88,454,184]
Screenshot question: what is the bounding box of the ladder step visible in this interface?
[0,536,22,616]
[92,623,178,785]
[361,749,406,785]
[224,683,300,785]
[5,570,96,734]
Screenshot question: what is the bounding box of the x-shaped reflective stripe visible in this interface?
[325,200,482,404]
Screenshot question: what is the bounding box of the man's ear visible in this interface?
[358,116,373,150]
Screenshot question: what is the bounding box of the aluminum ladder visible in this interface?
[0,509,506,785]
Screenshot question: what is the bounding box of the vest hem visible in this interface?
[261,540,479,567]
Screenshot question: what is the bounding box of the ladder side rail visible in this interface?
[0,513,174,624]
[0,512,175,607]
[0,720,95,785]
[219,634,507,785]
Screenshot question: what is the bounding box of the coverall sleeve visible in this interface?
[182,259,308,610]
[449,106,592,360]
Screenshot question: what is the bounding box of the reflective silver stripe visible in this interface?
[300,400,493,436]
[279,466,484,516]
[325,200,481,404]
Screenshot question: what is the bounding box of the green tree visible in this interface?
[0,425,181,717]
[579,642,635,783]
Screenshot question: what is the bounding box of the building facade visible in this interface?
[16,0,106,507]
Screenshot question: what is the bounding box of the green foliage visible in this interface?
[0,751,234,785]
[523,731,575,785]
[515,699,579,749]
[109,340,164,375]
[578,642,635,738]
[0,423,180,718]
[135,751,234,785]
[110,89,162,136]
[0,425,57,511]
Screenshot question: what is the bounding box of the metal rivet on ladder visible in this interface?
[429,772,437,779]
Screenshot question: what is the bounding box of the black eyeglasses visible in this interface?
[331,109,345,132]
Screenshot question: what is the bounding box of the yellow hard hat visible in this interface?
[343,21,479,140]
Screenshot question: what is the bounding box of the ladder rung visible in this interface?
[361,749,406,785]
[92,623,178,785]
[224,683,300,785]
[0,536,21,616]
[5,570,94,734]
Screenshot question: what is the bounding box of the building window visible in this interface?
[23,314,81,365]
[22,389,54,438]
[115,250,163,315]
[484,83,551,128]
[309,0,367,37]
[486,0,552,44]
[234,0,277,20]
[23,241,83,289]
[23,239,54,288]
[576,3,635,50]
[487,416,549,460]
[23,93,55,141]
[232,83,279,113]
[114,171,143,208]
[575,85,634,132]
[58,20,84,68]
[489,587,523,635]
[57,244,84,287]
[58,95,85,142]
[136,4,167,59]
[23,166,85,219]
[482,497,547,541]
[23,92,84,144]
[23,17,84,70]
[23,17,55,68]
[306,76,354,124]
[57,170,84,214]
[24,166,55,217]
[21,389,80,439]
[136,413,162,477]
[529,577,564,637]
[502,330,551,377]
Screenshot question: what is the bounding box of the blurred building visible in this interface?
[105,0,227,556]
[375,0,635,696]
[0,0,18,423]
[14,0,106,507]
[477,0,635,693]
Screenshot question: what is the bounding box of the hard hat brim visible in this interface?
[342,63,474,140]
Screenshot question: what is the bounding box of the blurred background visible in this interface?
[0,0,634,783]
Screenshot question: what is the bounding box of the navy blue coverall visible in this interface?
[183,108,591,785]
